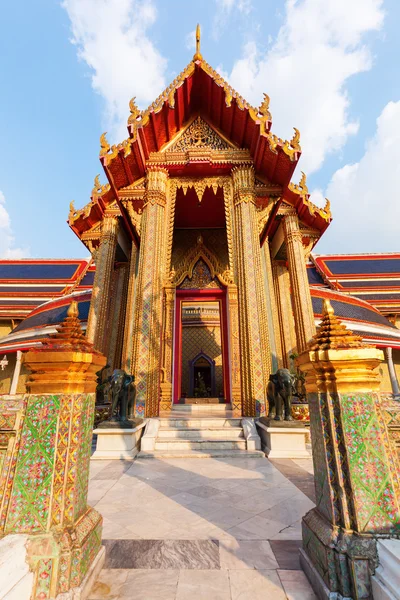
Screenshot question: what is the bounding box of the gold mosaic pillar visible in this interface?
[107,263,129,369]
[86,214,119,353]
[297,300,400,599]
[160,284,175,412]
[283,209,316,352]
[132,168,169,417]
[272,260,297,368]
[3,304,106,599]
[227,283,242,417]
[232,165,270,416]
[122,242,139,373]
[262,242,284,370]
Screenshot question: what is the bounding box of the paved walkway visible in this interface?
[88,455,316,599]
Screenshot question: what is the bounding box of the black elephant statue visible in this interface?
[109,369,136,422]
[95,363,111,405]
[267,368,296,421]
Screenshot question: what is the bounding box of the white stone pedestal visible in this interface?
[256,422,309,458]
[92,421,147,460]
[371,539,400,600]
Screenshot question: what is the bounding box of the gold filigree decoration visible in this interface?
[169,117,230,152]
[309,299,366,351]
[289,172,332,223]
[171,176,229,203]
[169,235,233,288]
[257,202,274,234]
[123,202,142,235]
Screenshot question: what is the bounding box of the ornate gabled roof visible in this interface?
[68,27,332,244]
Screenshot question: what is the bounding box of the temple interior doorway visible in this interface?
[178,299,227,403]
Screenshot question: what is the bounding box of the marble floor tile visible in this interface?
[103,539,220,569]
[259,494,315,526]
[120,569,179,599]
[229,569,286,600]
[270,540,302,569]
[124,515,178,539]
[227,515,287,540]
[206,505,256,529]
[220,539,279,570]
[93,461,133,480]
[187,485,222,499]
[270,520,303,541]
[88,568,128,599]
[176,569,231,600]
[278,569,318,599]
[292,458,314,475]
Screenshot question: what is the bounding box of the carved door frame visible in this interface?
[173,288,231,404]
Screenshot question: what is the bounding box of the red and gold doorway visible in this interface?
[173,289,231,404]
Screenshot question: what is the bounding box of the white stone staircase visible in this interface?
[138,404,264,458]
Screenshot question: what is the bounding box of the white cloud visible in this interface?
[0,191,29,258]
[62,0,167,141]
[186,30,196,51]
[226,0,384,174]
[213,0,253,37]
[313,101,400,253]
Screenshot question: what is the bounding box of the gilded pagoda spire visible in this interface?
[309,299,365,351]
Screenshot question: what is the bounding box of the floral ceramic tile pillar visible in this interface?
[297,299,400,600]
[2,302,106,599]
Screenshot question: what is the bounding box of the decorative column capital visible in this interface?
[232,165,255,205]
[144,168,169,206]
[101,213,119,240]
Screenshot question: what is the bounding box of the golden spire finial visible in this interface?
[193,24,202,61]
[67,300,79,319]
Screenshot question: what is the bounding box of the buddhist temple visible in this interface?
[1,28,400,409]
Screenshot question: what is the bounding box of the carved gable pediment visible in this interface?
[167,116,234,153]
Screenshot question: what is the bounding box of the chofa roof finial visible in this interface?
[194,24,202,61]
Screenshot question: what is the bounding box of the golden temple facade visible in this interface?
[68,28,332,418]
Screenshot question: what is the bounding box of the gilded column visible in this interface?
[232,165,270,416]
[86,214,118,353]
[107,263,129,369]
[272,260,297,368]
[132,168,169,417]
[283,209,316,352]
[159,284,175,412]
[262,242,283,370]
[227,283,242,417]
[122,242,139,373]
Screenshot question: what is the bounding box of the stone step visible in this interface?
[154,439,247,451]
[138,449,265,459]
[159,418,242,429]
[157,427,244,440]
[171,404,232,414]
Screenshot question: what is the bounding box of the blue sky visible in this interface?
[0,0,399,258]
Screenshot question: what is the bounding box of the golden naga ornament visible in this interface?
[128,97,141,125]
[99,132,110,156]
